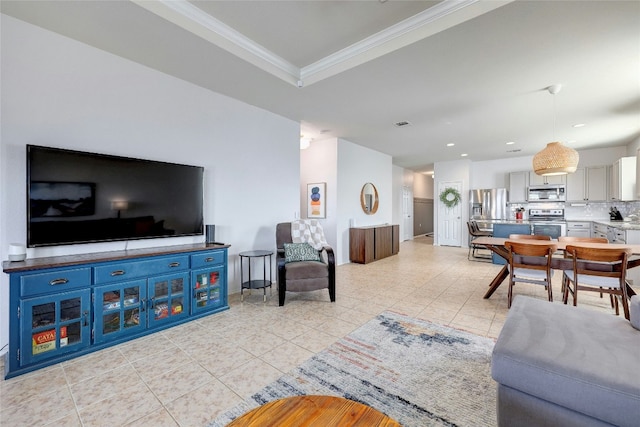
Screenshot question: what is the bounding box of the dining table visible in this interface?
[471,236,640,299]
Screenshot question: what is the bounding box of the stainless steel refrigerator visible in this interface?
[469,188,509,222]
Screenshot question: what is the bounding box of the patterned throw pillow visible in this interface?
[284,243,321,263]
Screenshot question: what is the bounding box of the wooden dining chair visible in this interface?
[508,234,552,240]
[504,240,558,308]
[557,236,610,297]
[563,245,632,319]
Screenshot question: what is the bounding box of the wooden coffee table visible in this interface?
[226,395,401,426]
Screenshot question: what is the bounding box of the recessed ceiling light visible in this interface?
[461,153,468,157]
[447,143,455,147]
[506,141,515,145]
[573,123,586,128]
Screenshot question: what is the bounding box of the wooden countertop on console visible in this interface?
[3,243,231,273]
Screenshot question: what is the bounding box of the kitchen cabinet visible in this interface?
[592,222,608,240]
[508,171,528,202]
[529,172,566,186]
[3,244,228,379]
[623,229,640,286]
[566,166,608,202]
[566,221,591,238]
[610,156,636,201]
[600,224,640,286]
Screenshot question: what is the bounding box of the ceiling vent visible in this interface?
[394,121,412,127]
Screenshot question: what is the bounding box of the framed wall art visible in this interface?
[307,182,326,218]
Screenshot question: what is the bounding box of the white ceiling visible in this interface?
[3,0,640,173]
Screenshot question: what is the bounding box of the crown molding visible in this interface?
[131,0,300,84]
[132,0,512,87]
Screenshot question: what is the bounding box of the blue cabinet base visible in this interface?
[2,243,229,379]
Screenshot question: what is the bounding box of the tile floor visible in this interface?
[0,237,633,426]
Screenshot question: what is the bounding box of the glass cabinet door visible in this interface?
[148,272,189,327]
[94,280,146,344]
[20,289,91,366]
[191,266,225,314]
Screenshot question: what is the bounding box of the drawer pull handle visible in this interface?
[205,257,214,262]
[168,262,180,268]
[49,278,69,286]
[110,270,126,276]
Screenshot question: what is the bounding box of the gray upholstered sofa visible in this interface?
[492,295,640,427]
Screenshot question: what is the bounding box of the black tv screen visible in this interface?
[27,145,204,247]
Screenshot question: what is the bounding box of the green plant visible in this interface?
[439,187,461,208]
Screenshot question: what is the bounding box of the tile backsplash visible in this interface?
[507,201,640,221]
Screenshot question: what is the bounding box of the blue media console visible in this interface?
[2,243,229,379]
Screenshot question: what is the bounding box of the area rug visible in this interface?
[209,311,496,427]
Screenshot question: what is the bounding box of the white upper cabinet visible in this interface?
[566,166,608,202]
[529,172,566,186]
[610,156,636,201]
[508,171,528,203]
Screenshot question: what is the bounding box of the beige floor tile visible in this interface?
[44,410,82,427]
[316,317,359,338]
[165,379,243,427]
[290,329,338,353]
[218,359,283,399]
[62,348,129,385]
[78,382,161,427]
[235,331,287,357]
[261,341,314,373]
[145,362,214,405]
[0,365,67,411]
[192,344,257,377]
[125,408,179,427]
[130,347,194,382]
[118,334,179,362]
[70,364,143,409]
[0,385,76,427]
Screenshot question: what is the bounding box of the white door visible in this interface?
[402,186,412,240]
[438,181,462,247]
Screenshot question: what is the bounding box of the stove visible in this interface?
[529,208,565,221]
[529,209,566,238]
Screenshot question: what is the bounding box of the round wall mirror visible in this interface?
[360,182,379,215]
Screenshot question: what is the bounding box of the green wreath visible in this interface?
[439,187,461,208]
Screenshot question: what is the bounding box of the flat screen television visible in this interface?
[27,145,204,247]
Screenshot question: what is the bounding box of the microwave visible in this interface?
[527,185,566,201]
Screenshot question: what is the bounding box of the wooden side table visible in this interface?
[227,395,400,426]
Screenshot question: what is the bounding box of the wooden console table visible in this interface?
[227,395,400,426]
[349,224,399,264]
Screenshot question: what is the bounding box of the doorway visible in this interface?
[413,198,433,236]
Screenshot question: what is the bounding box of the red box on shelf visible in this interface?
[32,329,56,355]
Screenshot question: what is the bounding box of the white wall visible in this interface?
[299,138,338,250]
[392,165,413,241]
[1,15,300,353]
[336,139,392,265]
[627,136,640,157]
[413,173,433,198]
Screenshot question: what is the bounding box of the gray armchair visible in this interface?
[276,222,335,306]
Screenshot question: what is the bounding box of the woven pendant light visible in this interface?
[532,84,579,176]
[533,141,579,176]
